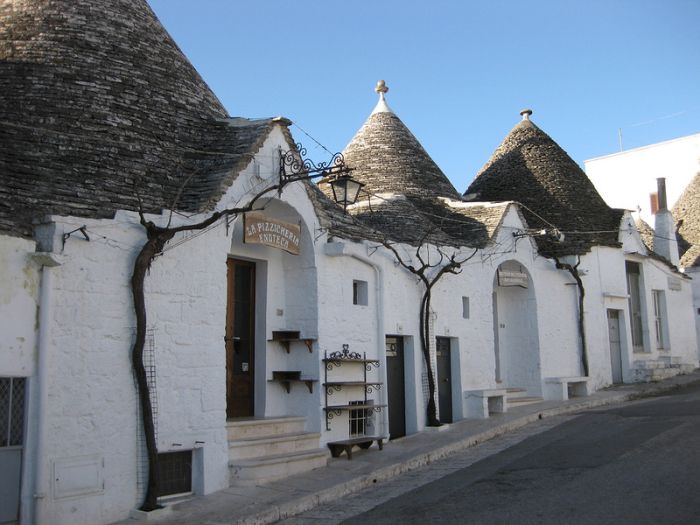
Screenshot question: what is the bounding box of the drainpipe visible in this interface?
[324,242,387,437]
[28,223,65,525]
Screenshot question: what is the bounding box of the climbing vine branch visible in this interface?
[553,255,589,377]
[382,236,476,426]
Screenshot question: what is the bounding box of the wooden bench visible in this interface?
[543,376,590,401]
[463,389,507,419]
[327,436,385,460]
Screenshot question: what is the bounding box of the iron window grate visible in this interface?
[0,377,26,447]
[157,450,192,497]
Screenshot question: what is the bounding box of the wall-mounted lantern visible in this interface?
[279,143,362,212]
[329,174,365,211]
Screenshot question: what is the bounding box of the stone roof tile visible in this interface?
[466,113,623,257]
[0,0,278,237]
[312,83,509,248]
[673,172,700,267]
[339,86,460,200]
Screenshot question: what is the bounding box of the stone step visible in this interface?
[508,396,544,407]
[228,431,322,461]
[505,387,527,398]
[226,416,306,440]
[229,448,329,486]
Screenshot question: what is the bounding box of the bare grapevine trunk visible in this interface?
[131,226,174,511]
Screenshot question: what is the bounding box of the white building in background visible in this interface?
[584,132,700,224]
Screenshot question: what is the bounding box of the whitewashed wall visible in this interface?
[0,235,39,376]
[26,126,297,525]
[686,267,700,358]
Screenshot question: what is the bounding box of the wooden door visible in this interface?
[436,337,453,423]
[226,259,255,418]
[386,336,406,439]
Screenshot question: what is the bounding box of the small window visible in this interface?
[652,290,667,350]
[0,377,26,447]
[349,400,373,436]
[157,450,192,497]
[462,297,470,319]
[353,280,368,306]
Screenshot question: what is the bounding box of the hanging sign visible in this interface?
[244,212,301,255]
[497,269,529,288]
[667,276,682,291]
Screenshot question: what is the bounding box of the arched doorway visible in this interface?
[226,198,319,419]
[492,260,541,394]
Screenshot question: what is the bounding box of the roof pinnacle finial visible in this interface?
[520,108,533,121]
[370,80,393,115]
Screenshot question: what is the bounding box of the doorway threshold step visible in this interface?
[226,416,306,440]
[229,448,329,486]
[508,396,544,406]
[228,431,322,460]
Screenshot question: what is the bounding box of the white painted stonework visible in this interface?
[3,124,698,525]
[0,236,39,377]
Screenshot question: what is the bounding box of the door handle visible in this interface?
[224,336,242,353]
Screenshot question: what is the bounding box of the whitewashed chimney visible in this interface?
[653,177,680,265]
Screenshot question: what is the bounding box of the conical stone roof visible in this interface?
[315,82,506,248]
[0,0,281,236]
[672,172,700,267]
[466,110,623,257]
[340,82,460,200]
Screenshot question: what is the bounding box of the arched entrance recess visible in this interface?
[227,198,319,420]
[492,260,542,394]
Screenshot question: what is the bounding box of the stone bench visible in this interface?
[463,389,507,419]
[327,436,385,460]
[543,376,590,401]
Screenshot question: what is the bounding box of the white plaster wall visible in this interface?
[0,235,39,376]
[686,267,700,359]
[30,124,300,525]
[144,222,231,497]
[35,215,143,525]
[35,211,235,525]
[642,259,697,365]
[584,133,700,224]
[316,246,384,441]
[582,247,630,388]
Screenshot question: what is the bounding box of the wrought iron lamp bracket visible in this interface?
[279,142,353,186]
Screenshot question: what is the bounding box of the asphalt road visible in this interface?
[339,383,700,525]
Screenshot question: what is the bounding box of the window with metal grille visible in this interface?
[156,450,192,497]
[0,377,26,448]
[349,400,374,436]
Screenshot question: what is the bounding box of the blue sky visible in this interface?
[148,0,700,192]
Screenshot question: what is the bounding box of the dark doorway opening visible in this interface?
[386,336,406,439]
[436,337,453,423]
[226,258,256,418]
